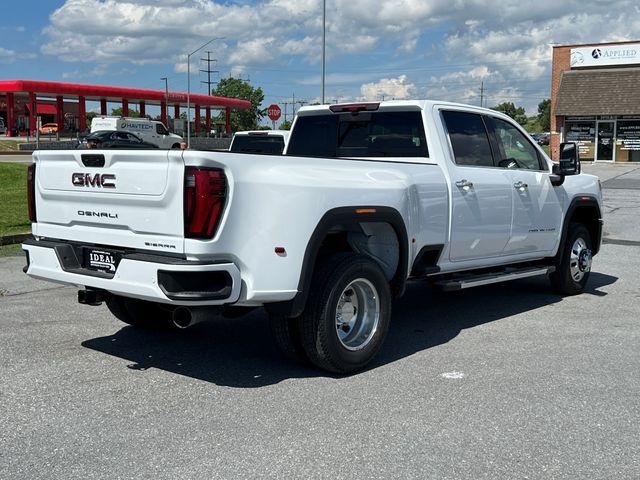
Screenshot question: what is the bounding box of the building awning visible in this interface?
[555,67,640,116]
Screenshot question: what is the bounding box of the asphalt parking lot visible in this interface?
[1,164,639,479]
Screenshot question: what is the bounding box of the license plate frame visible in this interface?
[84,248,121,274]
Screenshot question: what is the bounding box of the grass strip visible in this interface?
[0,140,21,151]
[0,163,31,237]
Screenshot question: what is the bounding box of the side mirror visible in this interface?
[554,142,581,176]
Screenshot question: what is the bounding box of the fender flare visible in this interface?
[557,196,603,261]
[266,206,409,318]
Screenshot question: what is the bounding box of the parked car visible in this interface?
[39,123,58,135]
[537,132,550,145]
[80,130,159,149]
[0,118,6,135]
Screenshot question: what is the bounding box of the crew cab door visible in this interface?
[441,110,513,261]
[486,116,563,254]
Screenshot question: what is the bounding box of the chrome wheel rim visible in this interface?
[569,237,592,282]
[335,278,380,351]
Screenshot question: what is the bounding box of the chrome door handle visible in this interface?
[513,181,528,190]
[455,179,473,189]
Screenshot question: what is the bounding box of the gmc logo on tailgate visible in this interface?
[72,173,116,188]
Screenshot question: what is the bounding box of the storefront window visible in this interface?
[565,121,595,161]
[616,120,640,162]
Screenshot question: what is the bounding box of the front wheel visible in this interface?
[299,254,392,374]
[550,224,593,295]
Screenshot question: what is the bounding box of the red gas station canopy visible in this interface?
[0,79,251,109]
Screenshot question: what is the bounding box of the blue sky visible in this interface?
[2,0,639,125]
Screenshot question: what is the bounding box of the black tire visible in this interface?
[550,224,593,295]
[171,143,181,149]
[299,253,392,374]
[105,295,177,330]
[268,314,309,364]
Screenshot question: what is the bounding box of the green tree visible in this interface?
[279,120,292,131]
[212,78,265,131]
[537,98,551,132]
[492,102,527,125]
[86,111,97,127]
[110,107,140,118]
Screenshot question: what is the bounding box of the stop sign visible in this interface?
[267,104,281,122]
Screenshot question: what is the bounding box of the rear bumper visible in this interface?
[22,239,241,306]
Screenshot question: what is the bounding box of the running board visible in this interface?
[436,266,555,291]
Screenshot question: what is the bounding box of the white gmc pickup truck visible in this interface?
[23,101,603,373]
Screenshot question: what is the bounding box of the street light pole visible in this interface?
[187,36,224,149]
[322,0,326,104]
[160,77,168,126]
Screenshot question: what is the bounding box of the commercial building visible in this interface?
[551,40,640,162]
[0,80,251,137]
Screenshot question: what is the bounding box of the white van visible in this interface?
[90,117,183,149]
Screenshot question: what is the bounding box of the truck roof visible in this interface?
[296,100,503,116]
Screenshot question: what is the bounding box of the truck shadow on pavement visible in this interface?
[82,272,616,388]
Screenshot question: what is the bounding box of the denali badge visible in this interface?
[72,172,116,188]
[78,210,118,219]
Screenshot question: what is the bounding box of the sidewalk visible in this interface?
[581,161,640,181]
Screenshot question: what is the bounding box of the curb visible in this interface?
[0,151,32,155]
[0,233,32,246]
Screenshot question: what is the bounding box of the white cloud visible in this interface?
[360,75,415,101]
[38,0,640,113]
[0,47,16,62]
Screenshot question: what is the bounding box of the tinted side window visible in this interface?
[287,115,338,157]
[156,123,169,135]
[287,111,427,158]
[442,111,494,167]
[489,117,542,170]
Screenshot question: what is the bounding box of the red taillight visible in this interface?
[184,167,226,239]
[27,164,36,222]
[329,102,380,113]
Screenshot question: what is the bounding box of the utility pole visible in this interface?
[200,51,219,94]
[160,77,169,128]
[480,81,485,107]
[321,0,326,104]
[187,36,224,149]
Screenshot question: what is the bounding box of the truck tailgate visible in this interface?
[32,149,186,254]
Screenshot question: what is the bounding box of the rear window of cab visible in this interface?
[287,111,428,158]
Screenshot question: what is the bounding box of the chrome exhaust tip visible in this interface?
[171,306,221,329]
[172,306,194,329]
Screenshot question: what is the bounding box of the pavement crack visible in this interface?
[602,238,640,247]
[1,285,71,298]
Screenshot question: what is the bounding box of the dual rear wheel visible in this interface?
[105,295,177,330]
[270,254,392,374]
